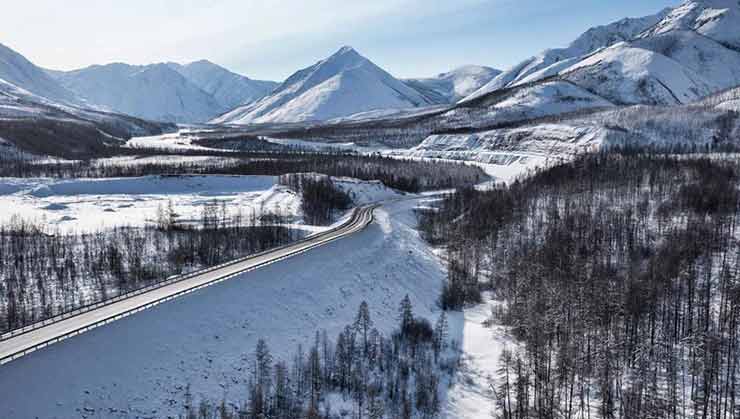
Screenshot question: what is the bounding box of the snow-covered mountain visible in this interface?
[0,43,173,158]
[382,1,740,177]
[214,46,436,124]
[444,0,740,135]
[404,65,501,103]
[0,76,174,158]
[168,60,278,109]
[463,9,671,102]
[51,63,227,123]
[0,42,81,105]
[641,0,740,50]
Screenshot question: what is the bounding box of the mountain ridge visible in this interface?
[167,60,278,110]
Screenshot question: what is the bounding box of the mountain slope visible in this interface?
[641,0,740,50]
[464,8,671,101]
[448,0,740,131]
[0,42,80,105]
[0,44,174,158]
[405,65,501,103]
[559,42,715,105]
[0,78,174,158]
[214,46,436,124]
[52,63,226,123]
[169,60,278,109]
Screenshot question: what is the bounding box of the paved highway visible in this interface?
[0,205,376,365]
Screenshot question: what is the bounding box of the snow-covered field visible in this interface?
[0,175,299,232]
[0,198,447,419]
[126,130,221,152]
[263,136,396,153]
[0,174,405,233]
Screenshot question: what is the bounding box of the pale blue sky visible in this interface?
[3,0,679,81]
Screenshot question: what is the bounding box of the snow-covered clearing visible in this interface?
[126,130,221,152]
[263,136,396,153]
[93,154,241,167]
[0,174,406,233]
[0,175,299,232]
[443,295,515,419]
[0,199,446,419]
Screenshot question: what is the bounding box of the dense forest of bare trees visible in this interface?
[419,153,740,418]
[0,203,298,333]
[178,298,454,419]
[279,174,353,225]
[0,151,485,193]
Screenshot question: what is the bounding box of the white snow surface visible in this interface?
[333,176,405,204]
[0,198,446,419]
[325,104,448,123]
[443,295,515,419]
[213,46,435,124]
[488,80,613,115]
[438,80,614,130]
[126,130,220,151]
[632,30,740,91]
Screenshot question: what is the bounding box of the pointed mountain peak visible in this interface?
[327,46,366,64]
[336,45,359,55]
[214,45,433,124]
[187,59,218,68]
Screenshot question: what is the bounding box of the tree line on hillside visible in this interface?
[0,152,484,193]
[178,297,454,419]
[418,152,740,418]
[0,202,298,333]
